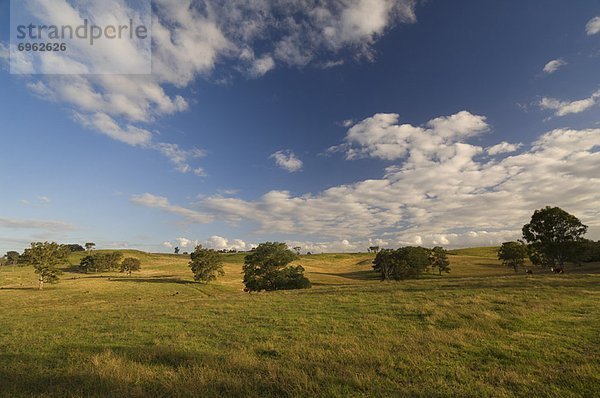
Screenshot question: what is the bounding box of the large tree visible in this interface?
[522,206,588,268]
[21,242,69,290]
[243,242,310,291]
[189,245,224,283]
[498,242,528,273]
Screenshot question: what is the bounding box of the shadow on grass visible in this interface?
[109,277,197,285]
[311,270,381,281]
[0,287,36,291]
[0,346,295,397]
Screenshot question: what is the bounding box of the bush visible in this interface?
[243,242,311,292]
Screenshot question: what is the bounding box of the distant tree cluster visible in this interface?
[372,246,450,281]
[4,251,21,265]
[63,244,85,253]
[80,252,124,273]
[243,242,311,291]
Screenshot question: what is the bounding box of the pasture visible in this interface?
[0,250,599,397]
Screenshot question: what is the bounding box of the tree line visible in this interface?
[372,246,450,280]
[2,206,598,289]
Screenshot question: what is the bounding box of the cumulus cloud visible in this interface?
[133,117,599,248]
[130,193,212,223]
[586,16,600,35]
[486,141,523,156]
[329,111,489,162]
[3,0,417,177]
[539,90,600,117]
[543,58,567,74]
[204,236,252,251]
[161,236,252,251]
[271,150,304,172]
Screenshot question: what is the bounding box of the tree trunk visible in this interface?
[39,275,44,290]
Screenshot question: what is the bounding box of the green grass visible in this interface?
[447,246,501,258]
[0,250,599,397]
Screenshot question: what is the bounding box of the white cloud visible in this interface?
[0,217,76,231]
[486,142,522,156]
[543,58,567,74]
[130,193,212,224]
[189,122,600,247]
[586,16,600,35]
[330,111,489,162]
[73,112,153,147]
[154,143,207,175]
[176,238,194,248]
[2,0,418,178]
[162,241,173,248]
[249,55,276,77]
[271,150,304,172]
[539,90,600,117]
[204,236,251,251]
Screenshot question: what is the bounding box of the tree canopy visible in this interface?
[429,246,451,275]
[522,206,588,267]
[189,245,224,283]
[498,242,528,272]
[79,252,123,273]
[243,242,310,291]
[373,246,430,280]
[21,242,69,289]
[120,257,142,276]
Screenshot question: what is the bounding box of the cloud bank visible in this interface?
[132,111,600,249]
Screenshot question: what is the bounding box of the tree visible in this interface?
[63,244,85,253]
[243,242,311,292]
[498,242,528,273]
[368,246,380,253]
[189,245,224,283]
[293,246,302,255]
[373,246,430,280]
[522,206,588,268]
[429,246,450,275]
[21,242,69,290]
[120,257,141,276]
[174,246,180,255]
[5,251,20,265]
[85,242,96,253]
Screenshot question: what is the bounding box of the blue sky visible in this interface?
[1,0,599,253]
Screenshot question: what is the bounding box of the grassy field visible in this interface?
[0,250,599,397]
